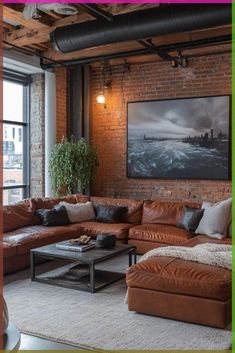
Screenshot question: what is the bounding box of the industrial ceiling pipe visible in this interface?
[51,4,231,54]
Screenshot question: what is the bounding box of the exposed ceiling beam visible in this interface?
[1,20,16,31]
[3,6,49,30]
[138,39,174,61]
[105,4,160,16]
[44,40,143,61]
[3,8,93,47]
[77,4,114,22]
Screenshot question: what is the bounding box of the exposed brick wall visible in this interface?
[54,67,67,142]
[90,54,232,202]
[30,74,45,197]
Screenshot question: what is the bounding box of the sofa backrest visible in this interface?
[3,199,40,233]
[142,200,201,226]
[3,194,90,233]
[32,194,90,210]
[90,196,143,224]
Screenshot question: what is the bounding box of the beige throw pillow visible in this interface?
[59,201,95,223]
[195,198,232,239]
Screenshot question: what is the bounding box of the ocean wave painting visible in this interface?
[127,96,230,180]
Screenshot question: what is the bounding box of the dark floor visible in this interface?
[20,333,84,350]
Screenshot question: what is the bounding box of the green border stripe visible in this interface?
[232,1,235,353]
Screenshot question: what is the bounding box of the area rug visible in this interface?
[4,257,231,350]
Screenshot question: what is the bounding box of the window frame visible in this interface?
[3,70,31,202]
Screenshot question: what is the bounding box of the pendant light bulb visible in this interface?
[96,93,106,104]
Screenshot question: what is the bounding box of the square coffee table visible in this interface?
[30,243,136,293]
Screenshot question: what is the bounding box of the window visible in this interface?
[18,128,22,142]
[3,71,31,205]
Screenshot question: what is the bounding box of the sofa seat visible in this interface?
[127,256,231,301]
[80,221,133,240]
[129,224,193,245]
[3,242,17,258]
[4,225,79,255]
[184,235,232,246]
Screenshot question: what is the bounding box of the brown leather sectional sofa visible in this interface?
[3,194,143,274]
[3,194,232,328]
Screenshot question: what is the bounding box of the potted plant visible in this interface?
[49,137,98,196]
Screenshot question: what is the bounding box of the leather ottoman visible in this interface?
[126,256,231,328]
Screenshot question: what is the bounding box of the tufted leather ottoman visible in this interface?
[126,253,231,328]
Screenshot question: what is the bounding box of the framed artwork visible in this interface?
[127,95,231,180]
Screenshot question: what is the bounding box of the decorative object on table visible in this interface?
[177,206,204,233]
[69,235,91,245]
[95,234,117,248]
[36,205,71,226]
[127,95,230,180]
[95,205,128,223]
[59,201,95,223]
[49,136,98,196]
[56,240,95,252]
[195,197,232,239]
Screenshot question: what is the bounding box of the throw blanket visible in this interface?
[139,243,232,270]
[124,243,231,304]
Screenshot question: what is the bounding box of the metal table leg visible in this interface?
[128,247,137,266]
[30,252,36,281]
[90,262,95,293]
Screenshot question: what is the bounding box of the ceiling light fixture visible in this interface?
[23,4,41,20]
[38,4,78,16]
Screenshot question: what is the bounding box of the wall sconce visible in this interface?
[172,51,188,68]
[96,93,106,104]
[96,62,112,106]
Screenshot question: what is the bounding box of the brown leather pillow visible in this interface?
[95,205,128,224]
[177,207,204,233]
[36,206,71,226]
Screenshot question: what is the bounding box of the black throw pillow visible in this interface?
[177,207,204,233]
[95,205,128,223]
[36,205,71,226]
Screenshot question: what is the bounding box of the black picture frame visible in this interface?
[127,95,231,180]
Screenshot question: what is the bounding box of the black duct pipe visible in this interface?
[51,4,231,54]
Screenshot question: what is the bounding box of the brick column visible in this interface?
[30,73,45,197]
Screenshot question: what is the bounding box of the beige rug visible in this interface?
[4,257,231,350]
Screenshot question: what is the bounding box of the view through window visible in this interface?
[3,78,29,205]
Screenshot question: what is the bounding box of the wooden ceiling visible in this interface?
[3,4,232,66]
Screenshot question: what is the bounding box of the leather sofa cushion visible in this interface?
[4,225,79,255]
[128,239,169,255]
[80,221,132,239]
[3,199,40,233]
[90,196,143,224]
[3,242,17,258]
[183,235,232,247]
[129,224,193,245]
[32,194,89,210]
[127,256,231,301]
[142,200,200,226]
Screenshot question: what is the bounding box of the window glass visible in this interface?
[3,124,23,186]
[3,77,29,204]
[3,188,24,205]
[3,81,23,122]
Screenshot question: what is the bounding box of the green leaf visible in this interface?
[49,136,99,196]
